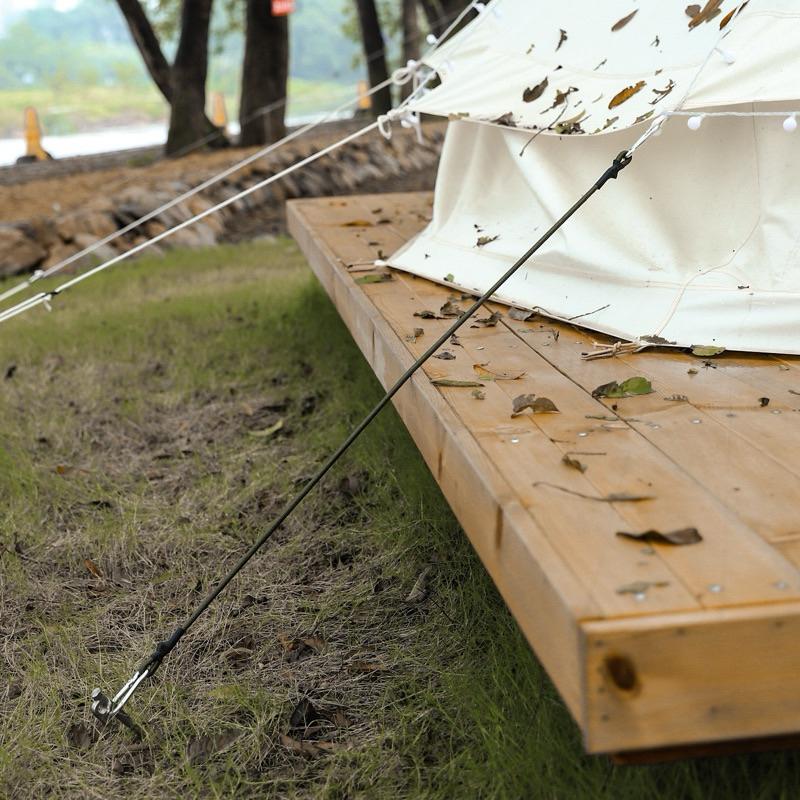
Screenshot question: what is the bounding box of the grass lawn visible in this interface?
[1,239,799,798]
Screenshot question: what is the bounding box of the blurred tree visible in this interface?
[239,0,289,146]
[353,0,392,115]
[400,0,420,100]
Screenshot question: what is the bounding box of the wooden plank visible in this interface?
[583,604,800,752]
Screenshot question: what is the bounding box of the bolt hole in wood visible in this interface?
[604,654,640,694]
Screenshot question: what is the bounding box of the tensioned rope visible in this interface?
[0,1,480,311]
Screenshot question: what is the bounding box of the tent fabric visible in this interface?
[389,0,800,354]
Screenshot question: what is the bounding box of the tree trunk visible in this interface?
[401,0,421,100]
[166,0,216,156]
[115,0,173,103]
[437,0,473,37]
[418,0,444,38]
[354,0,392,116]
[239,0,290,147]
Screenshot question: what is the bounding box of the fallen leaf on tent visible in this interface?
[719,2,748,29]
[554,111,587,135]
[414,309,443,319]
[509,307,536,321]
[471,388,486,400]
[404,328,424,343]
[759,397,770,407]
[431,378,484,388]
[616,580,670,595]
[592,377,654,398]
[691,344,725,357]
[187,730,242,764]
[533,482,654,503]
[440,300,463,317]
[523,77,549,103]
[475,364,526,381]
[688,0,723,28]
[600,116,619,131]
[650,79,675,104]
[685,4,701,16]
[355,273,393,285]
[664,394,689,402]
[544,87,578,111]
[634,110,655,124]
[444,273,455,282]
[248,419,284,438]
[405,566,432,603]
[594,58,607,71]
[471,311,502,328]
[556,28,568,50]
[491,112,516,127]
[434,351,456,360]
[617,527,702,546]
[611,9,638,31]
[608,81,646,109]
[562,454,587,473]
[279,734,337,758]
[476,235,499,247]
[84,558,103,579]
[341,219,373,227]
[67,723,94,749]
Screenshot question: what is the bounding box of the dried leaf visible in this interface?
[471,388,486,400]
[533,397,559,413]
[611,9,638,31]
[475,364,526,382]
[556,28,568,50]
[356,273,393,285]
[341,219,373,227]
[404,328,424,343]
[439,300,463,317]
[689,0,723,27]
[476,235,499,247]
[187,730,242,764]
[533,482,654,503]
[289,698,323,733]
[664,394,688,402]
[554,110,587,135]
[634,110,655,124]
[544,86,578,111]
[608,81,646,109]
[444,273,455,282]
[600,116,619,131]
[508,307,536,322]
[470,311,502,328]
[414,309,443,320]
[523,78,548,103]
[720,1,748,29]
[347,660,388,674]
[431,379,484,388]
[650,79,675,104]
[84,558,103,579]
[405,566,432,603]
[434,351,456,360]
[759,396,770,407]
[685,4,701,16]
[248,419,284,438]
[511,393,536,415]
[562,454,587,473]
[617,528,702,546]
[592,377,654,398]
[279,733,337,757]
[691,344,725,357]
[67,723,94,749]
[491,112,516,127]
[616,580,670,595]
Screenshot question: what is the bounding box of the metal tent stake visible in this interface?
[91,149,633,732]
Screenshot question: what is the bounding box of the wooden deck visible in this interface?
[288,192,800,757]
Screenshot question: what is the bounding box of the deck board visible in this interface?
[288,191,800,754]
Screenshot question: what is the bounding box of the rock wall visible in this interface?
[0,124,444,278]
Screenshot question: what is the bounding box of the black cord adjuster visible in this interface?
[595,150,633,190]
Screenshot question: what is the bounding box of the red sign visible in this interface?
[271,0,295,14]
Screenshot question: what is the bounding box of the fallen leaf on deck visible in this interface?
[664,394,688,402]
[691,344,725,357]
[187,730,242,764]
[248,419,284,438]
[476,235,499,247]
[434,352,456,360]
[789,389,800,396]
[759,396,770,407]
[405,566,432,603]
[414,309,443,319]
[509,308,536,321]
[616,580,670,595]
[512,394,536,415]
[471,388,486,400]
[470,312,502,328]
[592,377,653,398]
[355,273,393,285]
[556,28,568,50]
[523,77,549,103]
[608,81,646,109]
[611,9,638,30]
[279,734,337,758]
[341,219,373,227]
[404,328,424,343]
[562,454,587,473]
[84,558,103,579]
[431,379,485,388]
[617,527,702,546]
[475,364,526,381]
[533,482,654,502]
[440,300,463,317]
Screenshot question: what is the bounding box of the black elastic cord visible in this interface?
[138,148,634,674]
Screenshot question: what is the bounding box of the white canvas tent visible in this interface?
[389,0,800,354]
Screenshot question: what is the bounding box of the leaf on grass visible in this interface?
[691,344,725,357]
[476,235,499,247]
[434,351,456,360]
[414,309,443,319]
[523,77,549,103]
[556,28,568,50]
[187,730,242,764]
[470,311,502,328]
[608,81,646,109]
[67,723,94,749]
[509,307,536,322]
[471,388,486,400]
[404,328,424,343]
[84,558,103,579]
[592,377,654,398]
[248,419,284,438]
[561,454,587,473]
[355,273,393,285]
[611,9,638,31]
[431,378,485,388]
[347,660,388,674]
[616,580,670,595]
[617,527,702,546]
[341,219,373,227]
[533,482,654,503]
[475,364,526,381]
[405,566,432,603]
[279,734,337,758]
[439,300,464,317]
